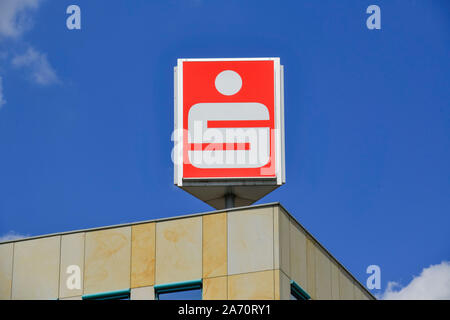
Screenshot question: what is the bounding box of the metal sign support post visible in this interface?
[225,193,235,209]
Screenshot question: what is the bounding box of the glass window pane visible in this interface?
[158,289,202,300]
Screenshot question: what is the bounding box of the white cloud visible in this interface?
[0,0,59,90]
[0,231,30,242]
[0,76,6,107]
[12,47,59,85]
[381,261,450,300]
[0,0,41,39]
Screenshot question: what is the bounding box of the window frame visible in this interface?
[290,280,310,300]
[154,279,203,300]
[82,288,131,300]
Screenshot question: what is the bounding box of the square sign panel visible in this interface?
[174,58,285,209]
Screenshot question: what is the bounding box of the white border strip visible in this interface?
[176,59,184,186]
[274,58,282,185]
[178,57,278,62]
[280,65,286,184]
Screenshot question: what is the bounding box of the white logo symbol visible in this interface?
[187,70,271,168]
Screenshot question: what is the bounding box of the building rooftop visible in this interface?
[1,202,375,299]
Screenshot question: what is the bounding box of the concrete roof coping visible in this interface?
[0,202,282,245]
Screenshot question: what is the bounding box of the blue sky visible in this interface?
[0,0,449,298]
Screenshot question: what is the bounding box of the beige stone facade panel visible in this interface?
[202,213,227,278]
[84,227,131,295]
[0,243,14,300]
[290,222,307,290]
[60,295,82,300]
[59,233,85,298]
[314,247,332,300]
[330,262,340,300]
[12,236,61,300]
[339,270,355,300]
[228,270,275,300]
[228,207,274,275]
[275,269,291,300]
[203,276,227,300]
[155,217,202,284]
[275,208,290,276]
[131,223,155,288]
[131,286,155,300]
[306,238,316,299]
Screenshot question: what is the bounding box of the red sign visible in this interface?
[175,58,283,182]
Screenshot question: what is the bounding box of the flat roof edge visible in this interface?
[0,202,281,245]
